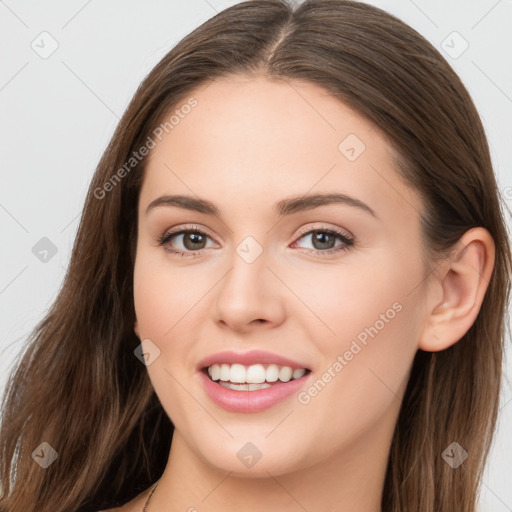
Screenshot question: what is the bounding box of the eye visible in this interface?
[291,226,354,256]
[157,224,354,258]
[157,225,217,258]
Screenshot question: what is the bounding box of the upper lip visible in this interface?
[197,350,311,371]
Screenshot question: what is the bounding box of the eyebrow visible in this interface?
[145,192,377,218]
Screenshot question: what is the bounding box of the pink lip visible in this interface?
[196,350,310,371]
[198,370,312,413]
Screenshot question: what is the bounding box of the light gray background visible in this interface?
[1,1,511,510]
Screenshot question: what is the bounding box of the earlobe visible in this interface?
[418,227,495,352]
[134,321,140,339]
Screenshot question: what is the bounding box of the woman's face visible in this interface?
[133,74,430,477]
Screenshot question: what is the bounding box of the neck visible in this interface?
[150,423,392,512]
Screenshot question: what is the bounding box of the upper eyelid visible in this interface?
[161,224,353,247]
[162,223,351,238]
[163,224,219,243]
[294,224,353,240]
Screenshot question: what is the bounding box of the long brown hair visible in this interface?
[1,1,510,510]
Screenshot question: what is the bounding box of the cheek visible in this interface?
[292,289,422,463]
[133,262,167,338]
[133,247,222,382]
[133,251,202,424]
[133,249,202,338]
[132,251,192,397]
[289,246,425,350]
[307,250,424,399]
[297,250,425,430]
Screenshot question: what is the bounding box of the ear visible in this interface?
[418,227,495,352]
[134,320,140,339]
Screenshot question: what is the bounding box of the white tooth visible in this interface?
[278,366,293,382]
[220,382,249,390]
[248,383,271,390]
[292,368,306,380]
[266,364,279,382]
[229,363,246,383]
[211,364,220,381]
[211,363,303,384]
[220,363,230,381]
[218,381,271,391]
[246,364,266,384]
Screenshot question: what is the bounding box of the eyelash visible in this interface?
[157,224,354,258]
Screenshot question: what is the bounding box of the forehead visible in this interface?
[148,75,379,170]
[140,75,420,222]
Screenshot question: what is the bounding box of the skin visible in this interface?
[115,74,495,512]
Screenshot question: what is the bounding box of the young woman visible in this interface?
[1,1,510,511]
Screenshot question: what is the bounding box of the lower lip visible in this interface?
[199,370,311,413]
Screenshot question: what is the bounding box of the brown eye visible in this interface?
[308,230,338,250]
[158,228,216,257]
[292,227,354,256]
[180,231,208,250]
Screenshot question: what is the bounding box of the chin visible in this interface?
[189,433,309,478]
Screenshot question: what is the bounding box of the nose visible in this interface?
[213,244,286,333]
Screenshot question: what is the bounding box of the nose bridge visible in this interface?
[223,233,271,300]
[214,232,284,328]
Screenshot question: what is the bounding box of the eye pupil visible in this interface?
[312,230,335,250]
[184,232,206,250]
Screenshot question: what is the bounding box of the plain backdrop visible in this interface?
[1,1,511,510]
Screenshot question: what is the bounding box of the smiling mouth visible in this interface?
[202,363,311,391]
